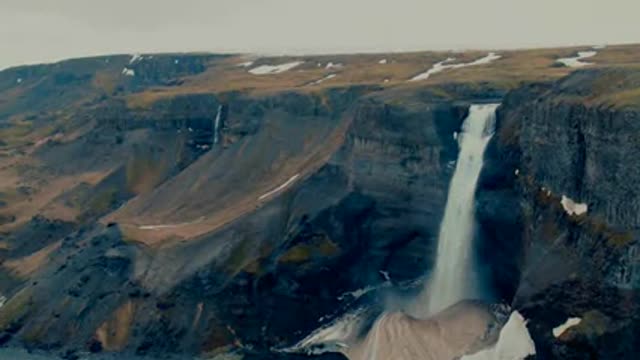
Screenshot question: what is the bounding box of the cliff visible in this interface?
[480,67,640,359]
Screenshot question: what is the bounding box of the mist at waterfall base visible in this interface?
[408,103,499,318]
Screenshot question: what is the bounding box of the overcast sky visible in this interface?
[1,0,639,70]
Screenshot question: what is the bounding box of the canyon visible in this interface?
[0,44,639,359]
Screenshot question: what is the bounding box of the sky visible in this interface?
[1,0,639,70]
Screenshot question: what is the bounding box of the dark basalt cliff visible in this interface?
[479,68,640,359]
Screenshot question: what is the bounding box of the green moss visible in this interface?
[575,310,610,337]
[78,186,119,222]
[0,287,33,331]
[279,237,341,264]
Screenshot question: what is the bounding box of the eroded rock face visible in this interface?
[481,69,640,359]
[0,84,474,358]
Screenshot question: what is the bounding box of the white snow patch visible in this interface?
[282,310,367,355]
[325,62,343,69]
[383,78,390,83]
[237,61,254,68]
[338,286,376,301]
[249,61,304,75]
[16,78,22,84]
[410,53,501,82]
[309,74,337,85]
[129,53,143,64]
[379,270,390,281]
[378,59,387,64]
[258,174,300,200]
[138,217,205,230]
[561,195,588,216]
[557,51,597,68]
[515,169,519,175]
[122,68,135,76]
[593,44,607,50]
[461,311,536,360]
[553,317,582,338]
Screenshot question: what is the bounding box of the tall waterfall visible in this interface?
[421,103,499,316]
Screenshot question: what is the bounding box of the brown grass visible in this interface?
[3,240,62,278]
[95,300,136,352]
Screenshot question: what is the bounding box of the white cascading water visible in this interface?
[420,103,499,316]
[213,105,222,144]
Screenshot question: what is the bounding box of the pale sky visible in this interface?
[1,0,639,70]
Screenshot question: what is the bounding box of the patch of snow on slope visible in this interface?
[553,317,582,338]
[593,44,607,50]
[129,53,143,64]
[310,74,337,85]
[281,310,367,355]
[122,68,135,76]
[561,195,588,216]
[249,61,304,75]
[379,59,387,64]
[237,61,254,67]
[557,51,597,68]
[325,62,343,69]
[138,217,205,230]
[258,174,300,200]
[410,53,501,81]
[461,311,536,360]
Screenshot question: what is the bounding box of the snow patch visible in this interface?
[337,286,376,301]
[122,68,135,76]
[378,59,387,64]
[249,61,304,75]
[281,310,367,355]
[139,217,205,230]
[515,169,519,175]
[553,317,582,338]
[557,51,597,68]
[383,78,390,83]
[309,74,337,85]
[561,195,588,216]
[258,174,300,200]
[593,44,607,50]
[379,270,390,281]
[461,311,536,360]
[237,61,254,68]
[129,53,143,64]
[410,53,501,82]
[453,131,458,140]
[325,62,343,69]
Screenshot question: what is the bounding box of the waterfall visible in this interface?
[213,105,222,145]
[419,103,499,316]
